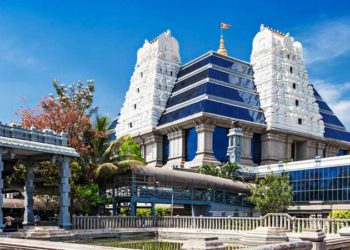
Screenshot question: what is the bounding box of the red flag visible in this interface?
[221,23,231,29]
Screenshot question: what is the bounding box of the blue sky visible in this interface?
[1,0,350,129]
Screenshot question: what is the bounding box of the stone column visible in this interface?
[185,124,219,169]
[59,156,71,229]
[260,132,283,165]
[306,141,318,160]
[144,134,163,167]
[165,129,185,168]
[0,148,4,229]
[23,162,35,226]
[325,144,339,158]
[241,129,254,166]
[285,137,293,161]
[316,142,326,158]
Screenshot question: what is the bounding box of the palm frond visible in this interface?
[95,162,119,178]
[102,135,130,159]
[115,159,144,174]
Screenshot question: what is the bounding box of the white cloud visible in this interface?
[301,19,350,65]
[313,80,350,130]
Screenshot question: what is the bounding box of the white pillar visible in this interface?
[165,130,185,168]
[23,162,35,226]
[59,156,71,229]
[0,148,4,229]
[144,134,163,167]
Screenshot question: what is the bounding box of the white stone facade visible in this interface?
[251,24,324,137]
[116,30,181,138]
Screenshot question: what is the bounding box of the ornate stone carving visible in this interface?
[116,30,181,138]
[251,24,325,138]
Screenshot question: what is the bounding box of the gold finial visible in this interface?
[217,35,228,56]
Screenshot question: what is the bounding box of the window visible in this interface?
[298,118,302,125]
[136,88,140,93]
[290,67,293,74]
[170,71,173,76]
[140,72,143,78]
[133,104,137,110]
[295,100,299,106]
[292,83,296,89]
[287,54,290,59]
[185,128,198,161]
[129,122,133,128]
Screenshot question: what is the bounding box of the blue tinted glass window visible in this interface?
[185,128,197,161]
[320,112,345,127]
[324,127,350,142]
[213,127,229,162]
[178,57,210,78]
[290,165,350,203]
[316,100,333,113]
[159,100,265,125]
[208,69,256,90]
[166,82,261,108]
[173,70,209,92]
[163,135,169,164]
[209,56,253,76]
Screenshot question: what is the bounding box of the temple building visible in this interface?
[115,25,350,170]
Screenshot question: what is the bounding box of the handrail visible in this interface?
[71,213,350,234]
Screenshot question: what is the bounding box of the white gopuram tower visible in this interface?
[251,24,324,137]
[116,30,181,137]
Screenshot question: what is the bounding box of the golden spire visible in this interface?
[217,35,228,56]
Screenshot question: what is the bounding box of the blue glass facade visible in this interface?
[290,165,350,202]
[177,54,253,79]
[213,127,229,162]
[312,85,350,142]
[159,100,265,125]
[163,135,169,164]
[167,82,261,108]
[185,127,197,161]
[159,53,265,126]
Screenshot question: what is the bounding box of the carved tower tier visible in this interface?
[250,25,324,137]
[116,30,181,137]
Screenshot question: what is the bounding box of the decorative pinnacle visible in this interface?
[217,35,228,56]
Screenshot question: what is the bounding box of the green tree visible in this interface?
[95,135,145,178]
[247,172,293,215]
[94,135,145,215]
[198,162,241,180]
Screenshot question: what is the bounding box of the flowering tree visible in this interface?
[20,80,96,156]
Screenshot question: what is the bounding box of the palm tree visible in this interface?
[94,135,145,215]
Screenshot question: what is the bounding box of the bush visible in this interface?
[329,210,350,219]
[119,207,171,216]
